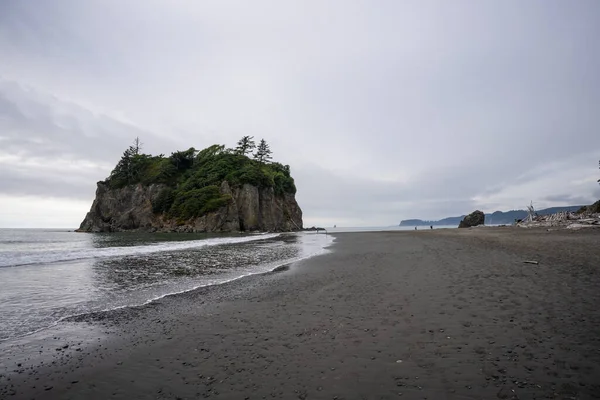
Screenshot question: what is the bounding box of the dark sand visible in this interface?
[2,228,600,399]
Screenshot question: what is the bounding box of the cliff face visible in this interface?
[78,181,303,233]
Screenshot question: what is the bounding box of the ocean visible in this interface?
[0,229,332,342]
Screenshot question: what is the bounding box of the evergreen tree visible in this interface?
[254,139,272,163]
[131,137,143,155]
[170,147,196,170]
[235,136,256,156]
[110,137,144,184]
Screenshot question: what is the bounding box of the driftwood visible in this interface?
[517,205,600,229]
[526,201,536,223]
[523,260,539,265]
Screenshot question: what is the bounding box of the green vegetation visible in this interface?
[235,135,256,156]
[106,138,296,220]
[577,200,600,215]
[254,139,272,163]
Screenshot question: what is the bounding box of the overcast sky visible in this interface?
[1,0,599,228]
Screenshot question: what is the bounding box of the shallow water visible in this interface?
[0,229,332,341]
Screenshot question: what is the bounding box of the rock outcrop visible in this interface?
[77,181,303,233]
[458,210,485,228]
[578,200,600,215]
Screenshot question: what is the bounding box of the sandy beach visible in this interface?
[2,228,600,399]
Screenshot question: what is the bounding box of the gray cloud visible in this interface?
[0,79,185,201]
[542,194,593,206]
[0,80,176,162]
[1,0,600,227]
[0,168,94,200]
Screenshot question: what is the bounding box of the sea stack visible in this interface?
[77,142,303,233]
[458,210,485,228]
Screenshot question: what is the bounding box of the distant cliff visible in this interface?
[78,140,303,233]
[400,205,584,227]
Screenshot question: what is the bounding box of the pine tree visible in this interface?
[235,136,256,156]
[126,137,144,180]
[254,139,272,163]
[131,137,143,155]
[170,147,196,170]
[108,138,145,184]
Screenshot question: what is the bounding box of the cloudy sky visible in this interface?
[1,0,599,228]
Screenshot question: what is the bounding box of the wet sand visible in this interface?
[2,228,600,399]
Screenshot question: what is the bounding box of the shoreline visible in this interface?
[0,231,331,343]
[0,233,333,346]
[2,228,600,399]
[0,256,311,396]
[0,231,284,269]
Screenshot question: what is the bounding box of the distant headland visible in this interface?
[400,205,585,227]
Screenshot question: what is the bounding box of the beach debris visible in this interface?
[523,260,539,265]
[526,201,536,223]
[516,203,600,230]
[396,360,403,363]
[566,223,599,230]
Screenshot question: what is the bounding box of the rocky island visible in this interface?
[78,137,303,233]
[458,210,485,228]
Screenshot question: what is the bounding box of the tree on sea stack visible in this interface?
[78,140,303,233]
[254,139,272,163]
[109,137,145,184]
[235,136,256,156]
[132,136,143,155]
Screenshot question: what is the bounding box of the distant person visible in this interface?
[415,227,417,231]
[430,225,433,230]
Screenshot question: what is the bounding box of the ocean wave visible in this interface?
[0,236,332,342]
[0,233,281,268]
